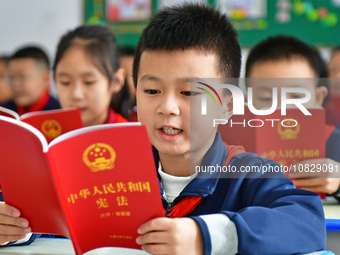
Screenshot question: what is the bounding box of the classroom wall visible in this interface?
[0,0,83,61]
[0,0,333,81]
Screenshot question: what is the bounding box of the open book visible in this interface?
[0,117,163,254]
[0,107,83,143]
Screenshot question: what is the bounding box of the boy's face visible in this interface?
[7,58,50,107]
[136,49,229,161]
[247,58,326,109]
[328,51,340,95]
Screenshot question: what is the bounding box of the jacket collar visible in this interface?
[153,132,228,198]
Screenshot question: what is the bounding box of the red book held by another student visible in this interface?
[0,118,163,255]
[0,106,83,143]
[218,106,326,199]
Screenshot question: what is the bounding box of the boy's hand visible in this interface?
[136,217,203,255]
[0,202,31,245]
[288,158,340,194]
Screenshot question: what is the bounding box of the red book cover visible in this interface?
[0,118,163,255]
[0,107,84,143]
[218,106,326,198]
[20,108,84,143]
[328,95,340,111]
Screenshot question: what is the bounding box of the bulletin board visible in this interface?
[84,0,340,48]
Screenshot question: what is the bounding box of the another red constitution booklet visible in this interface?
[0,107,83,143]
[218,106,326,198]
[0,117,163,255]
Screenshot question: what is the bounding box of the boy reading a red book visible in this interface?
[245,35,340,202]
[133,4,325,254]
[1,46,60,114]
[0,4,326,254]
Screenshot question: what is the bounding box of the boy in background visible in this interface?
[245,35,340,200]
[1,46,60,114]
[133,4,325,254]
[328,46,340,95]
[327,46,340,127]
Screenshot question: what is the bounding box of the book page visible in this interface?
[0,106,20,119]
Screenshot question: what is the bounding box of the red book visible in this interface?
[0,107,83,143]
[0,118,163,254]
[218,106,326,198]
[328,95,340,111]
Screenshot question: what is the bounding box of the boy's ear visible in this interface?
[315,85,328,107]
[110,68,126,93]
[221,94,233,120]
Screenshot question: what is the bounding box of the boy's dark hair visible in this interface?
[53,25,120,83]
[11,46,50,70]
[245,35,319,78]
[132,3,241,87]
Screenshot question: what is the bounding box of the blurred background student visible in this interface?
[326,47,340,128]
[111,47,137,122]
[53,24,128,126]
[328,46,340,95]
[245,35,340,200]
[1,46,60,115]
[0,55,12,104]
[110,46,136,122]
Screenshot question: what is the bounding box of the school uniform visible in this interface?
[155,132,326,254]
[1,90,60,115]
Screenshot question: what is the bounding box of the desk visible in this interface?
[323,202,340,254]
[0,238,333,255]
[0,204,338,255]
[0,238,149,255]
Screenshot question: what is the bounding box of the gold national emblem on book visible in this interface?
[41,119,62,139]
[277,119,300,140]
[83,143,116,172]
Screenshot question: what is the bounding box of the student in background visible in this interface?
[1,46,60,114]
[52,25,128,126]
[119,46,136,100]
[0,55,12,104]
[328,46,340,95]
[327,46,340,128]
[245,35,340,201]
[133,4,325,254]
[110,46,136,121]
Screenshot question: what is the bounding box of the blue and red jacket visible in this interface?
[1,90,60,115]
[154,132,326,254]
